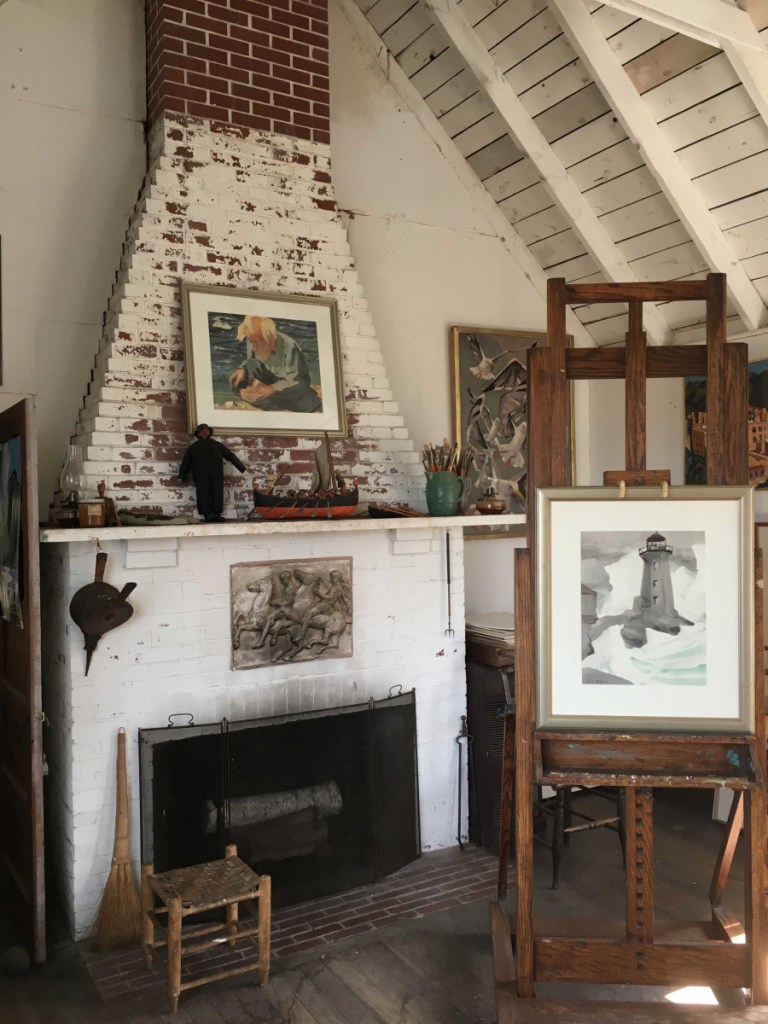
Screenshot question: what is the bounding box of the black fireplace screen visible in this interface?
[138,690,419,907]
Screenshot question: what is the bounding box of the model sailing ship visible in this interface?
[250,434,358,520]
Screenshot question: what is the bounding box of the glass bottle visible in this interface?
[475,452,506,514]
[59,444,88,506]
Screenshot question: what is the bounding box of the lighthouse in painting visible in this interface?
[619,531,695,648]
[639,532,676,616]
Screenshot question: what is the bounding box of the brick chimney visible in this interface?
[68,0,420,516]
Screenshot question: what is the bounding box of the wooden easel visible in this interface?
[492,274,768,1019]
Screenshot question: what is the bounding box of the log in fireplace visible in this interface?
[138,691,419,907]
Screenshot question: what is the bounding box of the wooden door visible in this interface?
[0,398,45,962]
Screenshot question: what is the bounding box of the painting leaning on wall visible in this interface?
[685,359,768,487]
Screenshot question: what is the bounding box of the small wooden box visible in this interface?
[78,501,105,528]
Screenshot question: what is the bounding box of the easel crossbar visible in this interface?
[566,345,747,380]
[533,938,749,988]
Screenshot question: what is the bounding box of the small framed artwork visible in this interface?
[181,283,347,437]
[231,557,352,670]
[536,485,754,733]
[684,359,768,486]
[451,326,572,538]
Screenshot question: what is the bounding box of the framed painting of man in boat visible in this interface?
[685,358,768,486]
[450,326,573,538]
[181,283,347,437]
[535,485,754,734]
[231,557,352,670]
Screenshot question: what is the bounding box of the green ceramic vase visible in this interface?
[425,471,464,517]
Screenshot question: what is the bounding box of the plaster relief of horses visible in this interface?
[230,557,353,670]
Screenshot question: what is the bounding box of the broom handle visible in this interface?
[113,728,130,863]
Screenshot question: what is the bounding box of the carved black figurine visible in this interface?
[179,423,246,522]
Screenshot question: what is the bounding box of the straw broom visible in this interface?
[92,728,141,951]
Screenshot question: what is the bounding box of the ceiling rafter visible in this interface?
[599,0,768,134]
[422,0,672,346]
[597,0,764,50]
[721,38,768,131]
[549,0,768,332]
[333,0,598,348]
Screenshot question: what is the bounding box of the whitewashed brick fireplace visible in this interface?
[40,519,469,940]
[38,0,494,942]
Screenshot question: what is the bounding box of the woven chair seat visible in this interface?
[147,856,262,913]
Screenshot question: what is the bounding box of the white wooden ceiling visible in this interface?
[339,0,768,347]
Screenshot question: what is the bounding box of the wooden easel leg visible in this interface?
[746,787,768,1004]
[626,787,654,944]
[710,790,744,912]
[514,550,535,997]
[616,787,627,867]
[747,544,768,1003]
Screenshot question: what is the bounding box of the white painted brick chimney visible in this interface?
[69,116,422,517]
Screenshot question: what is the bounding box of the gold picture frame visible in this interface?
[181,282,347,437]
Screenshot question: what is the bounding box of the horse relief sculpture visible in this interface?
[230,557,352,669]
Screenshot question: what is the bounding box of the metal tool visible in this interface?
[445,530,454,637]
[69,552,137,674]
[456,715,476,850]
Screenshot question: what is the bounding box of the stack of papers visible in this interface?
[465,611,515,648]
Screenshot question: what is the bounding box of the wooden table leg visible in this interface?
[167,897,182,1013]
[226,902,238,947]
[497,706,515,900]
[141,864,155,968]
[258,875,271,986]
[552,788,566,890]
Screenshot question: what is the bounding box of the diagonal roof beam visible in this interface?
[721,37,768,132]
[333,0,597,348]
[549,0,768,332]
[423,0,671,346]
[597,0,765,50]
[599,0,768,133]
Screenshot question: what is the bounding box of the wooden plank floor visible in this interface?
[1,789,758,1023]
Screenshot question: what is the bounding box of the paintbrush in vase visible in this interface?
[421,440,462,473]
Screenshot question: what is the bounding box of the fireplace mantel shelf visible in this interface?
[39,511,521,543]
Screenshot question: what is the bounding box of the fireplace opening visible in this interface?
[139,691,420,907]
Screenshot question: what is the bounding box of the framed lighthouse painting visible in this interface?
[536,485,754,733]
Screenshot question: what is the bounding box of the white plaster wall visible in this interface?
[0,0,146,513]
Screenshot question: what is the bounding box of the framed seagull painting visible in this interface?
[450,326,573,538]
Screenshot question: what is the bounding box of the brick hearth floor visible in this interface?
[79,845,497,1010]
